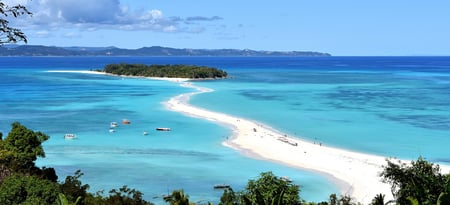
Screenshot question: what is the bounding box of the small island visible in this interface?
[102,63,228,79]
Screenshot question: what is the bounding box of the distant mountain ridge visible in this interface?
[0,45,331,56]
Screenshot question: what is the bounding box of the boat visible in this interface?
[143,131,148,135]
[64,133,77,140]
[213,184,230,189]
[122,119,131,124]
[109,128,115,133]
[156,128,171,131]
[287,141,298,146]
[110,122,119,128]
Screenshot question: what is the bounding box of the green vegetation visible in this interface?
[215,172,300,205]
[380,157,449,205]
[102,63,228,79]
[0,174,60,204]
[1,122,450,205]
[164,190,191,205]
[241,172,300,205]
[0,122,153,205]
[437,179,450,205]
[0,122,57,181]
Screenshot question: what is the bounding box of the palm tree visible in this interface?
[164,190,190,205]
[371,193,397,205]
[371,194,385,205]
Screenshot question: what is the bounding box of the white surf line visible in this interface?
[45,70,191,82]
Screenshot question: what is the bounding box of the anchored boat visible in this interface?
[110,122,119,128]
[213,184,230,189]
[64,133,77,140]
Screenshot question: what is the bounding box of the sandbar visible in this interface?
[46,70,106,75]
[45,70,190,82]
[164,81,449,204]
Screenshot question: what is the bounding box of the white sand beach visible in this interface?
[49,70,450,204]
[46,70,106,75]
[164,82,401,204]
[46,70,190,82]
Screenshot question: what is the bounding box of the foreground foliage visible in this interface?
[0,122,57,181]
[380,157,448,205]
[164,190,191,205]
[242,172,300,204]
[102,63,228,79]
[0,174,60,204]
[1,122,450,205]
[0,1,31,44]
[217,172,301,205]
[0,122,153,205]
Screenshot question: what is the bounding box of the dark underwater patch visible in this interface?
[46,146,221,161]
[377,114,450,130]
[239,90,283,101]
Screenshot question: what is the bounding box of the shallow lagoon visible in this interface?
[2,56,450,203]
[1,57,339,203]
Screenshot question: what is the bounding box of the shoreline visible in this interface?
[52,70,392,203]
[45,70,225,82]
[49,70,450,204]
[164,81,394,204]
[45,70,191,82]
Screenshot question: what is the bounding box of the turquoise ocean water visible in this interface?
[1,56,450,203]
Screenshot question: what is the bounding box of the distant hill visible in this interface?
[0,45,331,56]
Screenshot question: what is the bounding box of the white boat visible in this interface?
[143,131,148,135]
[64,133,77,140]
[110,122,119,128]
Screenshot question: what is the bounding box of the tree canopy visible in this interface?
[0,122,51,179]
[0,123,154,205]
[0,1,31,45]
[218,171,302,205]
[164,190,191,205]
[380,157,448,205]
[0,174,60,205]
[102,63,228,79]
[241,172,300,205]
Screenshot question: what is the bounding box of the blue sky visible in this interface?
[5,0,450,56]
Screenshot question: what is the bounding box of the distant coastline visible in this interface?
[0,45,331,57]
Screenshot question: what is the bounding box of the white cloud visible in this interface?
[2,0,28,5]
[50,0,121,23]
[63,32,82,38]
[8,0,223,34]
[163,25,177,33]
[34,30,51,38]
[139,10,163,21]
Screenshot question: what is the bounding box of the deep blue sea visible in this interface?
[1,56,450,204]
